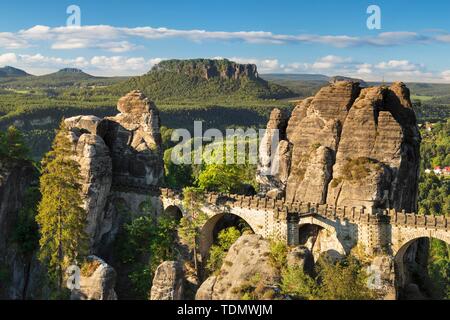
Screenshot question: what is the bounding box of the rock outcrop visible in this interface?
[256,108,290,198]
[196,235,280,300]
[0,159,38,299]
[150,261,184,300]
[258,81,420,212]
[71,256,117,300]
[152,59,260,81]
[65,90,164,253]
[286,246,314,276]
[104,90,164,189]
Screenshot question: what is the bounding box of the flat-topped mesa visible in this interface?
[150,59,259,81]
[258,81,421,213]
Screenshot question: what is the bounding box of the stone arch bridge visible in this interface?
[112,186,449,298]
[158,188,450,261]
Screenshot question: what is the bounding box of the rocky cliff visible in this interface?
[151,59,259,81]
[65,90,164,254]
[258,81,421,212]
[0,159,39,299]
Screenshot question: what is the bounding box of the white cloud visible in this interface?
[441,70,450,81]
[0,53,18,66]
[3,51,450,83]
[2,53,163,76]
[376,60,422,71]
[227,57,280,73]
[0,32,29,49]
[1,25,450,52]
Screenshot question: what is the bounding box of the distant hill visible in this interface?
[108,59,295,104]
[263,73,368,98]
[0,66,31,78]
[263,73,330,82]
[0,68,128,88]
[330,76,367,87]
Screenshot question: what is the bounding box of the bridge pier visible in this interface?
[287,213,300,246]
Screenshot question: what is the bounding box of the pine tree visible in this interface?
[36,121,88,289]
[0,126,29,160]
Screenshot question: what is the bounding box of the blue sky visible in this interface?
[1,0,450,82]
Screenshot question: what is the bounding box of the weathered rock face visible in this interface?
[286,246,314,276]
[152,59,259,81]
[65,91,164,253]
[0,160,36,251]
[104,90,164,189]
[298,224,346,262]
[367,255,396,300]
[71,256,117,300]
[259,81,420,212]
[67,127,113,250]
[150,261,184,300]
[256,108,290,198]
[0,159,38,299]
[196,235,280,300]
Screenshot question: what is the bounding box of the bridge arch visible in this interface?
[199,212,256,263]
[297,217,346,262]
[394,234,450,300]
[163,205,183,222]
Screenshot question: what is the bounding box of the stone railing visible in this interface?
[159,188,448,230]
[385,209,448,230]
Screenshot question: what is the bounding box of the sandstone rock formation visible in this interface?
[104,90,164,189]
[256,108,290,198]
[0,159,38,299]
[152,59,260,81]
[258,81,420,212]
[367,255,396,300]
[286,246,314,276]
[71,256,117,300]
[65,90,164,253]
[150,261,184,300]
[196,235,280,300]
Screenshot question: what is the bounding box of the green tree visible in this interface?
[196,164,255,194]
[36,122,88,290]
[280,255,378,300]
[164,148,194,189]
[281,266,318,300]
[117,214,178,299]
[13,187,40,257]
[315,257,378,300]
[0,126,29,160]
[206,227,242,274]
[178,187,208,278]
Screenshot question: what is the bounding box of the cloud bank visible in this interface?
[1,25,450,52]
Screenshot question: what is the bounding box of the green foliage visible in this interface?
[269,241,288,270]
[315,257,378,300]
[36,122,88,288]
[342,157,382,181]
[116,214,179,299]
[178,187,208,246]
[206,227,242,274]
[428,239,450,299]
[280,266,318,300]
[110,59,294,103]
[417,119,450,299]
[281,257,379,300]
[236,273,276,300]
[164,147,194,189]
[196,164,255,194]
[0,126,29,160]
[13,186,40,257]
